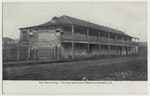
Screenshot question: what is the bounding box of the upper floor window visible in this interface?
[100,31,108,38]
[89,29,99,37]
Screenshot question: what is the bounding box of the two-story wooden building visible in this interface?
[19,15,139,61]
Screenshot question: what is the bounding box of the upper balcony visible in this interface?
[60,25,139,46]
[61,34,137,46]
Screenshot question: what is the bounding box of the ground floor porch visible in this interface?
[19,42,138,61]
[60,42,137,59]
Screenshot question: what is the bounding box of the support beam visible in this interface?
[99,31,101,37]
[27,47,30,60]
[129,47,130,54]
[55,45,58,59]
[108,33,110,56]
[87,43,89,57]
[116,35,118,55]
[116,45,118,55]
[108,45,110,56]
[125,46,127,55]
[87,28,90,57]
[123,36,124,44]
[116,35,118,44]
[99,44,101,56]
[71,25,75,59]
[108,33,110,43]
[122,46,125,55]
[129,47,131,54]
[72,42,74,59]
[99,32,101,56]
[87,28,89,41]
[127,47,129,55]
[59,44,62,59]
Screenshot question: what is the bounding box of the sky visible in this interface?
[3,2,147,42]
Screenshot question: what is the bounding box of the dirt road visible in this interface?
[3,56,147,80]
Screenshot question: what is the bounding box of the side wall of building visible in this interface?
[20,27,62,61]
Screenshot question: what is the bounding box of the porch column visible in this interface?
[116,35,118,55]
[87,43,89,57]
[27,47,30,60]
[108,45,110,56]
[129,46,131,54]
[116,35,118,45]
[123,36,125,44]
[122,36,125,55]
[125,46,127,55]
[87,28,89,40]
[99,31,101,38]
[108,33,110,56]
[108,33,110,43]
[99,44,101,56]
[127,46,129,54]
[87,28,89,57]
[122,46,125,55]
[72,25,75,59]
[99,31,101,56]
[116,45,118,55]
[128,47,130,54]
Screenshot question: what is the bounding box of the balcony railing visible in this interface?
[116,39,123,44]
[99,37,109,44]
[61,34,136,46]
[110,38,117,44]
[74,34,87,42]
[124,41,130,45]
[88,36,99,43]
[61,34,73,41]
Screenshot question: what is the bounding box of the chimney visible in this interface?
[52,16,59,20]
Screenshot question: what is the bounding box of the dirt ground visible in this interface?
[3,55,147,80]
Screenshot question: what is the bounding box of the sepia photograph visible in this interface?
[2,2,148,94]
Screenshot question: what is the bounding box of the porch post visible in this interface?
[98,31,101,56]
[99,44,101,56]
[87,43,89,57]
[122,46,125,55]
[108,45,110,56]
[108,33,110,56]
[72,25,75,59]
[116,45,118,55]
[122,36,125,55]
[87,28,89,57]
[116,35,118,55]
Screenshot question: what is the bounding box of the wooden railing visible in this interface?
[74,34,87,42]
[110,39,117,44]
[61,34,73,41]
[61,34,137,45]
[124,41,130,45]
[116,39,123,44]
[88,36,99,42]
[99,37,109,44]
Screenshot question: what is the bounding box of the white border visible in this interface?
[1,0,149,96]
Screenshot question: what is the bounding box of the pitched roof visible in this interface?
[21,15,131,37]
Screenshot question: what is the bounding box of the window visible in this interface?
[29,32,33,36]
